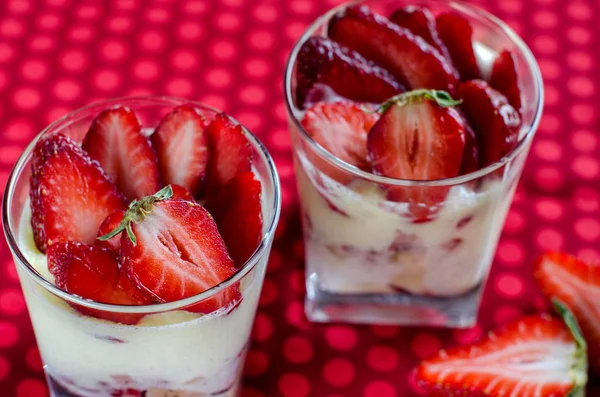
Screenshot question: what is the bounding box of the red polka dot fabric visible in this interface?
[0,0,599,396]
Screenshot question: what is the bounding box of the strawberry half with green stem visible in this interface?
[30,133,127,253]
[390,6,452,63]
[205,171,263,268]
[367,89,466,220]
[535,252,600,373]
[295,36,404,108]
[82,107,161,201]
[151,105,209,198]
[416,300,588,397]
[490,50,522,112]
[100,186,240,313]
[48,242,154,325]
[328,5,459,93]
[459,80,521,167]
[436,12,481,81]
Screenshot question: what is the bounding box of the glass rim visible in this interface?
[2,95,282,314]
[283,0,545,187]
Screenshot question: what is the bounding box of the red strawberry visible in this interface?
[436,12,481,81]
[390,6,452,62]
[48,242,154,324]
[117,187,240,313]
[96,210,125,252]
[328,5,459,93]
[151,105,209,198]
[535,252,600,373]
[490,50,522,112]
[295,36,404,108]
[459,80,521,167]
[416,302,588,396]
[367,90,466,219]
[301,102,379,172]
[206,171,263,268]
[205,113,253,193]
[459,123,480,175]
[30,133,127,253]
[170,184,195,201]
[82,107,161,201]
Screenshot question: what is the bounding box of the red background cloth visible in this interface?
[0,0,598,396]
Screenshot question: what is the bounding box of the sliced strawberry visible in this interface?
[118,190,239,313]
[416,304,588,396]
[170,184,195,201]
[82,107,160,200]
[205,113,252,194]
[301,102,378,171]
[535,252,600,373]
[205,171,263,268]
[30,133,127,253]
[459,80,521,167]
[328,5,459,93]
[367,90,465,219]
[390,6,452,62]
[48,242,154,324]
[459,123,480,174]
[96,210,125,252]
[151,105,209,198]
[436,12,481,81]
[490,50,522,112]
[295,36,403,108]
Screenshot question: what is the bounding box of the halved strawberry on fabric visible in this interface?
[459,80,521,167]
[490,50,522,112]
[30,133,127,253]
[206,171,263,268]
[301,101,378,182]
[367,90,466,221]
[48,242,154,324]
[151,105,209,198]
[295,36,404,109]
[205,113,253,195]
[390,6,452,63]
[416,300,588,396]
[82,107,161,201]
[436,12,481,81]
[328,5,459,93]
[109,186,240,314]
[535,252,600,373]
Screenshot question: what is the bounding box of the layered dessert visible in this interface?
[287,2,536,325]
[15,103,271,396]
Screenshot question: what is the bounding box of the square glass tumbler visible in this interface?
[2,97,281,397]
[284,0,543,327]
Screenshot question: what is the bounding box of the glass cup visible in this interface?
[284,0,543,327]
[2,97,281,396]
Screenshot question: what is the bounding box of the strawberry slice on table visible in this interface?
[95,210,126,252]
[416,301,588,396]
[205,172,263,268]
[390,6,452,62]
[151,105,209,198]
[535,252,600,373]
[459,80,521,167]
[82,107,161,201]
[367,89,466,220]
[490,50,522,112]
[30,133,127,253]
[301,101,378,171]
[328,5,459,93]
[48,242,154,325]
[436,12,481,81]
[205,113,253,194]
[106,186,240,313]
[295,36,404,108]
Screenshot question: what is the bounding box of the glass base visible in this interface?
[305,275,484,328]
[46,372,240,397]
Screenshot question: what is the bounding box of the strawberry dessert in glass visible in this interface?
[284,0,543,326]
[2,97,281,396]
